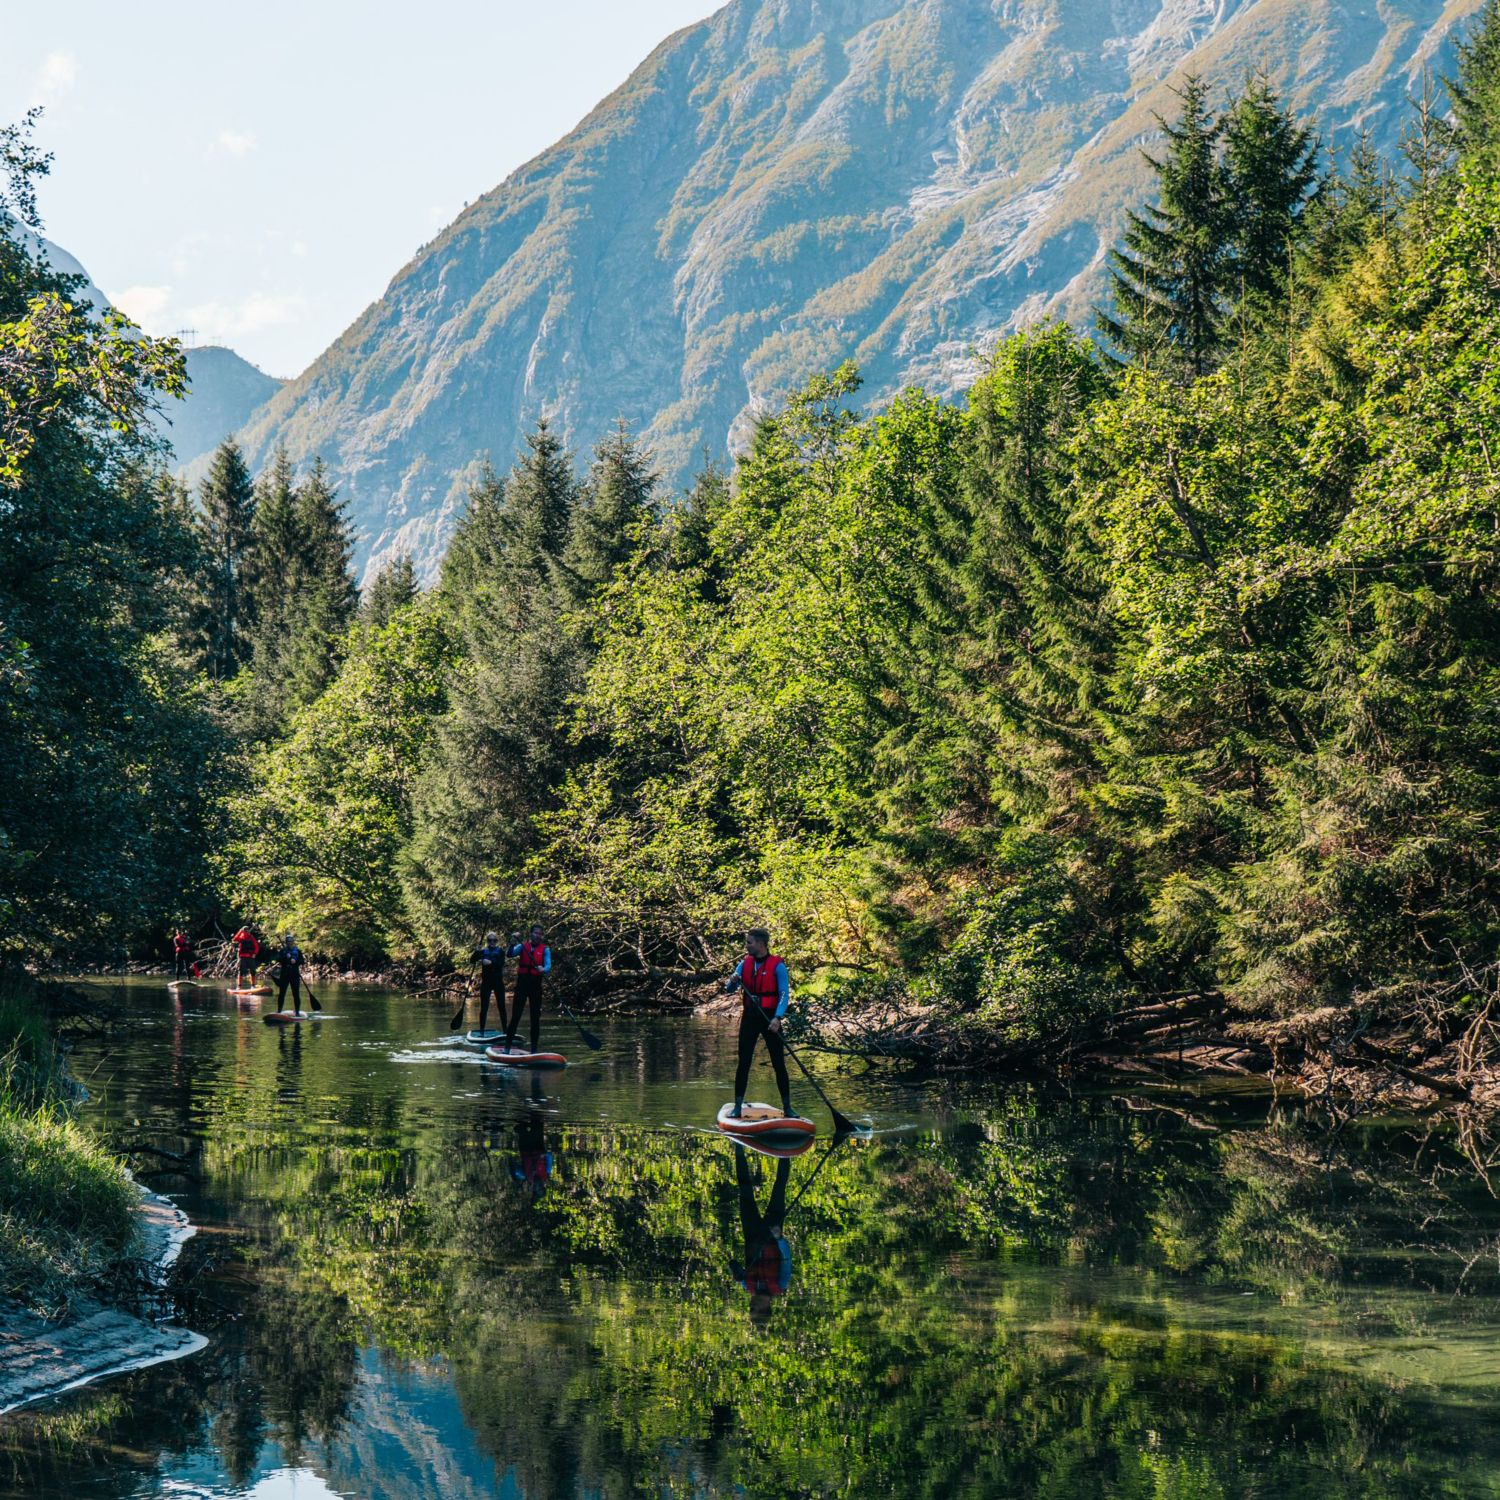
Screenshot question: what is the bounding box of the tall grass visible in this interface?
[0,973,137,1315]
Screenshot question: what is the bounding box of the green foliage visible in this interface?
[223,596,455,958]
[0,974,137,1314]
[0,118,228,960]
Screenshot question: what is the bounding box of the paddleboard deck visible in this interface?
[716,1102,817,1142]
[229,986,271,996]
[262,1011,332,1024]
[463,1029,506,1046]
[484,1044,567,1068]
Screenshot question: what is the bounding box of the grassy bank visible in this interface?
[0,974,138,1317]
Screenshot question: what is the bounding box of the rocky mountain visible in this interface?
[151,344,284,470]
[237,0,1483,581]
[25,234,282,470]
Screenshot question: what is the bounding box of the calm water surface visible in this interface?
[3,977,1500,1498]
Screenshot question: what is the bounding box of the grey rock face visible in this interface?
[236,0,1481,581]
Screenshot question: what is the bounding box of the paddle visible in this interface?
[449,962,480,1032]
[298,971,323,1013]
[745,995,864,1136]
[558,1002,603,1052]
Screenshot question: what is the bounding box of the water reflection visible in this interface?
[2,981,1500,1498]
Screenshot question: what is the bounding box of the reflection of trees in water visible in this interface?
[6,1099,1500,1497]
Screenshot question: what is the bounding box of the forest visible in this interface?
[3,15,1499,1075]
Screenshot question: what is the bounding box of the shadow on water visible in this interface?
[3,978,1500,1497]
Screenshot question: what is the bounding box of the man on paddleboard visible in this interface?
[263,934,305,1011]
[471,931,507,1033]
[171,927,197,980]
[232,924,260,987]
[725,929,792,1120]
[504,924,551,1054]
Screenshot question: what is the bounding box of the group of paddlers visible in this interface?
[169,925,306,1009]
[470,925,554,1051]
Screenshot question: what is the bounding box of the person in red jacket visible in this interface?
[504,924,551,1053]
[232,924,261,987]
[725,929,792,1119]
[171,928,198,981]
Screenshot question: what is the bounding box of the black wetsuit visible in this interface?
[735,1009,791,1106]
[265,943,304,1010]
[172,938,194,979]
[472,944,507,1031]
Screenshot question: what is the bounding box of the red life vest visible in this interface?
[173,934,191,955]
[517,940,548,977]
[234,929,258,958]
[739,953,785,1014]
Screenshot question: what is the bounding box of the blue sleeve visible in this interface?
[725,966,742,994]
[778,1238,792,1288]
[507,944,521,957]
[542,947,551,973]
[774,961,789,1019]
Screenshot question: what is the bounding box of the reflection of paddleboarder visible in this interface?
[731,1144,792,1321]
[512,1108,553,1202]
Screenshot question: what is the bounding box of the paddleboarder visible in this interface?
[725,929,792,1120]
[504,924,551,1054]
[232,924,261,987]
[731,1143,792,1321]
[471,931,507,1034]
[171,927,198,980]
[263,934,305,1012]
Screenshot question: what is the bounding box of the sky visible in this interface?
[0,1,718,378]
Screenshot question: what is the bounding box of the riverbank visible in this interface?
[801,978,1500,1113]
[0,973,203,1412]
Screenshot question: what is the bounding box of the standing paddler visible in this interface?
[171,926,198,981]
[725,928,792,1120]
[263,933,305,1012]
[232,924,261,988]
[504,924,551,1054]
[471,931,507,1033]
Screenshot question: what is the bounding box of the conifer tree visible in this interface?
[670,460,729,580]
[1221,74,1320,304]
[197,437,256,681]
[506,419,577,573]
[283,457,358,708]
[243,446,301,684]
[1450,0,1500,173]
[561,421,657,605]
[1098,77,1229,376]
[361,554,417,630]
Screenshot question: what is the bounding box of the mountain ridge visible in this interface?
[234,0,1483,581]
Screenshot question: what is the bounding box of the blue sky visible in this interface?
[1,1,718,377]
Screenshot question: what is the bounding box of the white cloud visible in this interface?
[290,239,309,258]
[186,292,307,340]
[212,129,257,158]
[111,284,173,330]
[31,51,77,108]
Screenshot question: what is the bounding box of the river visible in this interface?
[2,977,1500,1497]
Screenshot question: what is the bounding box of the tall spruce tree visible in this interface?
[284,457,358,708]
[561,421,657,606]
[1098,77,1229,376]
[243,446,301,685]
[1451,1,1500,173]
[403,425,580,949]
[361,554,417,629]
[1221,74,1320,304]
[197,437,256,681]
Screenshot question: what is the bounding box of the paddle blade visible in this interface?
[308,988,322,1012]
[449,1003,465,1031]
